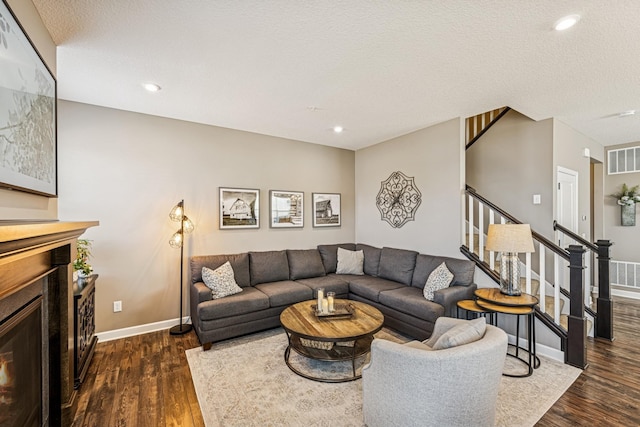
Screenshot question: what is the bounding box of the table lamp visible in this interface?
[486,223,535,296]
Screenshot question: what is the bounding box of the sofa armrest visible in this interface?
[192,282,213,304]
[433,283,477,317]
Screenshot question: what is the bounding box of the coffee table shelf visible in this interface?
[280,299,383,383]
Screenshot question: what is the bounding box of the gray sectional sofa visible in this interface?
[190,243,477,350]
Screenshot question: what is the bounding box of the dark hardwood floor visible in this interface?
[72,297,640,426]
[538,296,640,426]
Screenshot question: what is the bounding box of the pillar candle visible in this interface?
[322,298,329,314]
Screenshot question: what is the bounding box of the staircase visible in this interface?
[462,186,613,368]
[468,232,597,332]
[465,107,510,149]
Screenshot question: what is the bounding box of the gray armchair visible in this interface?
[362,317,508,427]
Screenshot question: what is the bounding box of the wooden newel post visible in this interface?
[567,244,588,369]
[596,240,614,341]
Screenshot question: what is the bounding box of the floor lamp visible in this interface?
[169,200,194,335]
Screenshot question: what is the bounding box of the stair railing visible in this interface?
[462,186,589,368]
[465,107,511,150]
[553,220,614,341]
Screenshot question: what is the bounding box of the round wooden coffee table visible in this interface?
[280,299,384,382]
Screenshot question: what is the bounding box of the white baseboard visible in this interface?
[96,316,191,342]
[508,334,565,363]
[611,288,640,300]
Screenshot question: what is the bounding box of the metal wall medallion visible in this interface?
[376,171,422,228]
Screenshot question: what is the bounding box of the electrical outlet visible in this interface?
[113,300,122,312]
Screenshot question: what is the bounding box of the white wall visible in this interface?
[355,118,464,258]
[0,0,58,219]
[57,101,355,332]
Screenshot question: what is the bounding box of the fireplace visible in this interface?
[0,221,99,427]
[0,295,44,427]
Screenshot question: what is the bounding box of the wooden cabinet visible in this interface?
[73,274,98,389]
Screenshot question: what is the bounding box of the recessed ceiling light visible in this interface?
[333,126,344,133]
[554,14,580,31]
[618,110,636,118]
[143,82,161,92]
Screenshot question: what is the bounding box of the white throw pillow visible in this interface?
[336,247,365,275]
[202,262,243,299]
[432,318,487,350]
[423,262,453,300]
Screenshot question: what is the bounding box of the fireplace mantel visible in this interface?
[0,220,98,426]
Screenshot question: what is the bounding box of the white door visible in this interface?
[557,167,579,290]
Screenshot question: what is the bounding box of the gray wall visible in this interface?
[355,118,464,258]
[553,119,605,242]
[57,101,356,332]
[466,110,555,238]
[0,0,58,219]
[604,141,640,264]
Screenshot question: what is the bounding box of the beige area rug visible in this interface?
[186,328,581,427]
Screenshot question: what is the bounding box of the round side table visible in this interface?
[475,288,541,378]
[456,299,496,325]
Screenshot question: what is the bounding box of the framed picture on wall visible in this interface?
[312,193,341,227]
[270,190,304,228]
[219,187,260,229]
[0,1,57,196]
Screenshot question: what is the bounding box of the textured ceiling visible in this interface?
[32,0,640,150]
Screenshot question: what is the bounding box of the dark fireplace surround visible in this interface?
[0,221,98,427]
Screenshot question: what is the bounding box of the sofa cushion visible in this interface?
[201,262,243,300]
[287,249,326,280]
[423,262,454,301]
[197,287,269,321]
[191,253,251,287]
[378,286,445,322]
[378,247,418,285]
[249,250,289,285]
[317,243,356,274]
[254,280,313,307]
[431,318,486,350]
[296,274,350,296]
[411,255,475,288]
[347,276,405,302]
[356,244,381,276]
[336,247,364,275]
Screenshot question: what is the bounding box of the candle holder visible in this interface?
[316,288,325,312]
[327,292,335,312]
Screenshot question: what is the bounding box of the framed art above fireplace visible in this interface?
[0,1,57,197]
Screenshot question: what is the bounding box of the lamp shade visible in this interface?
[169,231,183,248]
[182,216,194,234]
[486,224,535,253]
[169,201,184,222]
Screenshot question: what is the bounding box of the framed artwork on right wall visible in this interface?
[312,193,341,227]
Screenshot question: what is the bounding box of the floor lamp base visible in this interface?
[169,323,193,335]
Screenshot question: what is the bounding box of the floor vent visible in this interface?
[611,260,640,289]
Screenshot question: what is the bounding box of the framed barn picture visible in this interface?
[270,190,304,228]
[312,193,341,227]
[0,1,57,196]
[219,187,260,229]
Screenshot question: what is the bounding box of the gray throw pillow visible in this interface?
[432,318,487,350]
[423,262,453,301]
[202,262,243,300]
[336,247,364,275]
